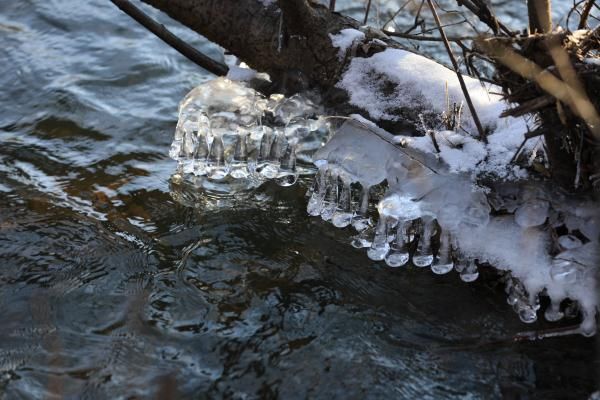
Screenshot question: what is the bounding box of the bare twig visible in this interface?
[329,0,336,12]
[454,0,513,36]
[110,0,228,76]
[363,0,372,25]
[383,30,476,42]
[427,0,487,142]
[579,0,597,28]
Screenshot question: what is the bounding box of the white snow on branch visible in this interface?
[337,47,532,179]
[329,28,366,59]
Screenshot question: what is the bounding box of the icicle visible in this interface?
[320,172,339,221]
[169,120,185,160]
[206,135,229,180]
[260,131,285,179]
[550,256,578,284]
[351,225,374,249]
[431,229,453,274]
[367,216,392,261]
[307,169,326,216]
[230,133,249,179]
[255,128,272,176]
[385,219,410,267]
[458,258,479,282]
[331,181,353,228]
[275,143,298,187]
[412,217,435,267]
[351,185,371,232]
[544,299,564,322]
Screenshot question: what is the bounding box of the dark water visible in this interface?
[0,1,597,399]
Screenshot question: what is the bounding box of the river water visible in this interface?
[0,1,597,399]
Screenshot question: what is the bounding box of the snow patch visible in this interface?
[329,28,366,59]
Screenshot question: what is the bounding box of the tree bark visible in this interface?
[140,0,367,91]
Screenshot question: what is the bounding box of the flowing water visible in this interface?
[0,1,597,399]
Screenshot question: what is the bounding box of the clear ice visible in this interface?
[169,77,328,191]
[306,118,599,334]
[170,78,599,335]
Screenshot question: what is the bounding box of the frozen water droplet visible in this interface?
[413,218,435,267]
[550,257,578,284]
[518,307,537,324]
[557,234,582,250]
[431,230,453,274]
[514,200,549,227]
[351,226,374,248]
[459,259,479,282]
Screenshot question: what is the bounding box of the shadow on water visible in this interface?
[0,0,597,399]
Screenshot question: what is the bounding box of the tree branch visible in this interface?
[110,0,228,76]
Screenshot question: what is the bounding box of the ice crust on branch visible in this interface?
[308,117,598,334]
[168,46,598,333]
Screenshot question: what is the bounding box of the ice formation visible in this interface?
[169,77,329,191]
[307,118,599,335]
[169,68,598,334]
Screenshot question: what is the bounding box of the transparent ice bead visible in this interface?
[550,257,578,284]
[431,230,453,275]
[517,305,538,324]
[331,182,353,228]
[458,259,479,282]
[514,199,549,228]
[412,218,435,267]
[557,234,582,250]
[351,225,374,249]
[385,219,411,268]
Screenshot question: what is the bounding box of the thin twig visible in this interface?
[329,0,336,12]
[426,0,487,142]
[109,0,228,76]
[579,0,596,28]
[383,30,476,42]
[363,0,372,25]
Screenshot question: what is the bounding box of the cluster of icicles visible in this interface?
[169,77,327,187]
[307,169,479,276]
